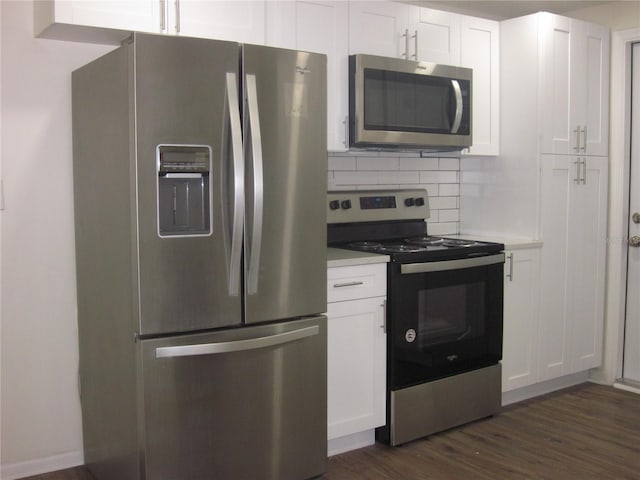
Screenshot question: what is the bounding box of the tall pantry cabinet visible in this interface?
[499,12,609,384]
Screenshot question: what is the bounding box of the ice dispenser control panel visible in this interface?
[157,145,212,237]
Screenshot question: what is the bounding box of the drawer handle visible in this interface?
[333,281,364,288]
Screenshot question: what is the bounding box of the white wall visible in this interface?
[0,2,114,477]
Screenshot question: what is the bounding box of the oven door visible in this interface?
[388,254,504,389]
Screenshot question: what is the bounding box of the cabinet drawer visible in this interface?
[327,263,387,303]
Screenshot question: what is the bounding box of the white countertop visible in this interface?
[327,247,390,268]
[453,234,543,250]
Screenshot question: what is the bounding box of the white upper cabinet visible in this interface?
[348,2,460,64]
[168,0,265,44]
[266,1,349,151]
[34,0,162,43]
[35,0,266,45]
[409,7,460,64]
[460,15,499,156]
[539,14,609,156]
[348,1,410,57]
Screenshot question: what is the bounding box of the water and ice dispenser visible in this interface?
[157,145,212,236]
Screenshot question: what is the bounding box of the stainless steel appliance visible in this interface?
[349,54,472,150]
[72,33,327,480]
[328,189,503,446]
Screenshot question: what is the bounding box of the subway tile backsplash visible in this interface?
[328,152,460,236]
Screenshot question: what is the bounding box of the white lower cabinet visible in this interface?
[501,247,541,392]
[327,263,386,446]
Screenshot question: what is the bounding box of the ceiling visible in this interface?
[402,1,619,20]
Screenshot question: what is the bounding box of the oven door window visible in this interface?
[417,282,484,347]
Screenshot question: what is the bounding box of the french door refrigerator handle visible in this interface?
[400,253,505,274]
[225,72,244,296]
[155,325,319,358]
[245,74,264,295]
[451,80,463,134]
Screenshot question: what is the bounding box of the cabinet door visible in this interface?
[460,15,499,156]
[566,155,607,373]
[327,297,386,440]
[170,0,265,44]
[538,155,608,380]
[539,14,573,155]
[502,248,540,392]
[266,1,349,152]
[539,155,573,380]
[409,7,460,64]
[574,20,609,157]
[348,1,409,58]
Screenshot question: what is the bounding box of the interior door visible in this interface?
[623,43,640,383]
[242,44,328,324]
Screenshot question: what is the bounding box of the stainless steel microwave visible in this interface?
[349,54,472,150]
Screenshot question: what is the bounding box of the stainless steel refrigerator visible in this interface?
[72,33,327,480]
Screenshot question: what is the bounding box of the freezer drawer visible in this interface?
[140,316,327,480]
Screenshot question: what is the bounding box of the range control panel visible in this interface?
[327,189,430,224]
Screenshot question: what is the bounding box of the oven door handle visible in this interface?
[400,253,505,274]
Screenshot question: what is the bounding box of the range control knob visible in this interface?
[341,199,352,210]
[404,198,415,207]
[415,197,425,206]
[329,200,340,210]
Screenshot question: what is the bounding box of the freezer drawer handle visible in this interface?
[400,253,505,274]
[155,325,319,358]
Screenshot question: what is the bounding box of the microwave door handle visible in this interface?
[450,79,463,134]
[245,74,264,295]
[225,72,244,297]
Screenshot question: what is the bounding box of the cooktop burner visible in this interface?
[405,236,478,247]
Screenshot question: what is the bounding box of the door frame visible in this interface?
[595,28,640,386]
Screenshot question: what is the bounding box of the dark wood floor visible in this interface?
[19,383,640,480]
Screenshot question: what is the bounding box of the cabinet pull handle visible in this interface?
[343,115,349,148]
[412,30,418,60]
[506,253,514,282]
[381,300,387,333]
[573,126,581,152]
[333,281,364,288]
[160,0,166,31]
[175,0,181,33]
[401,29,409,59]
[582,157,587,185]
[574,159,581,184]
[581,126,587,153]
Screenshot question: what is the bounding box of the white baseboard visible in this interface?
[1,450,84,480]
[613,379,640,394]
[328,429,375,457]
[501,371,590,406]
